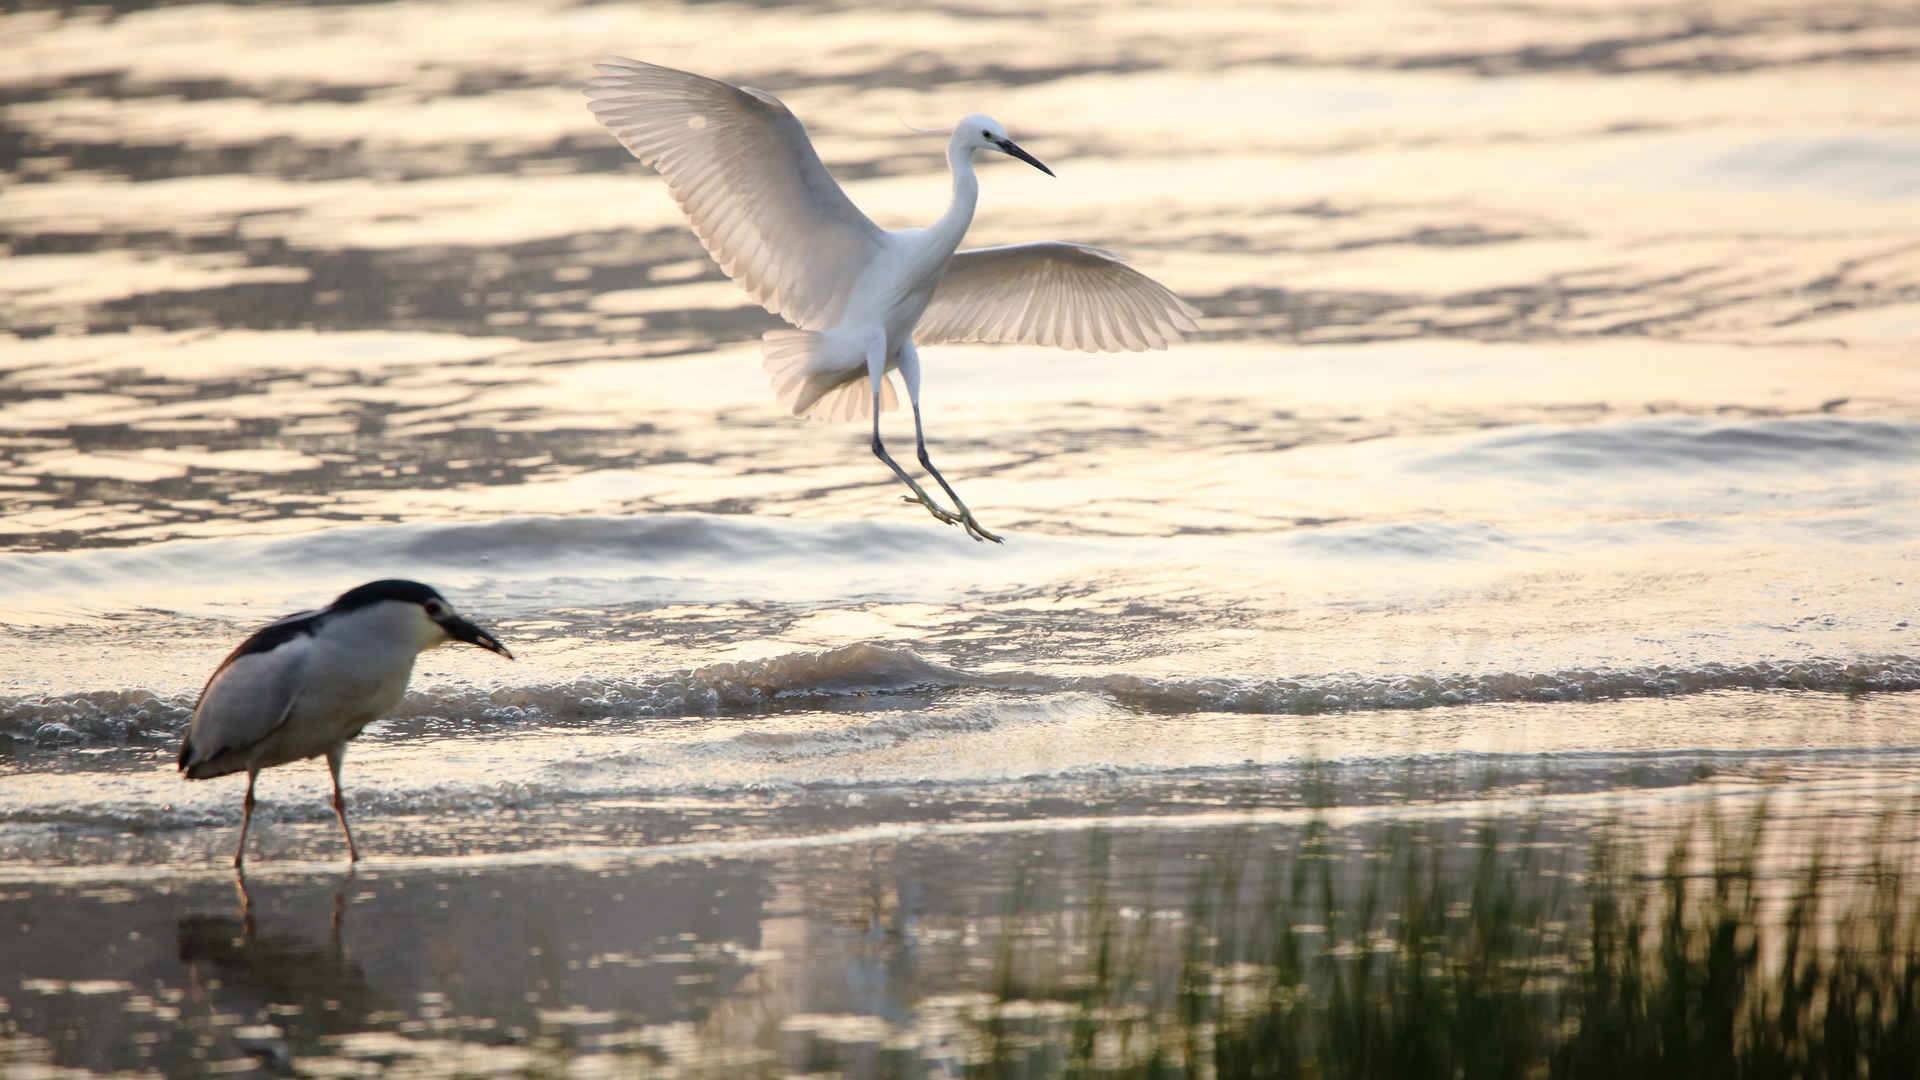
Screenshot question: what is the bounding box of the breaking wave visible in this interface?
[6,643,1918,751]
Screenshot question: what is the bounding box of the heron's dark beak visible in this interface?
[995,137,1053,177]
[442,615,513,660]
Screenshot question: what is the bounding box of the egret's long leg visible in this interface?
[872,407,960,526]
[911,403,999,543]
[898,345,1001,543]
[325,745,359,864]
[865,338,962,526]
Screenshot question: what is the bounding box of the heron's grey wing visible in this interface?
[916,242,1201,352]
[586,57,887,331]
[180,617,314,774]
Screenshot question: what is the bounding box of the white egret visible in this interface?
[586,57,1200,542]
[178,579,513,867]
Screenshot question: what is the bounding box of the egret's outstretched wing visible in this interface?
[916,242,1201,352]
[179,613,315,777]
[586,57,887,331]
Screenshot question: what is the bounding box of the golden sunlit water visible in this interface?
[3,0,1919,1074]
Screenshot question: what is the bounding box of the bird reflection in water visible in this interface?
[177,868,368,1073]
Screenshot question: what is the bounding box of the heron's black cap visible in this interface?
[331,579,513,659]
[330,579,443,612]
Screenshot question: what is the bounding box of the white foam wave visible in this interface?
[1079,656,1920,712]
[6,643,1917,751]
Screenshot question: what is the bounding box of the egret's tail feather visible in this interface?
[761,330,897,423]
[809,370,899,423]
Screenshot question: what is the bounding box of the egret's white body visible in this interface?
[178,579,512,867]
[586,57,1199,541]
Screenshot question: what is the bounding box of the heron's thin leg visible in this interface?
[864,337,961,526]
[233,770,258,869]
[325,745,359,865]
[898,344,1001,543]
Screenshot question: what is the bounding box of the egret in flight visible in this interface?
[586,57,1199,542]
[178,580,513,867]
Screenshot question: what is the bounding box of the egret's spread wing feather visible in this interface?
[917,242,1200,352]
[587,57,887,331]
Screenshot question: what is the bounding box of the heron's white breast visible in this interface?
[267,602,434,755]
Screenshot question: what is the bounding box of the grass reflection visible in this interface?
[966,803,1920,1078]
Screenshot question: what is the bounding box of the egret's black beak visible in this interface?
[995,137,1053,177]
[442,615,513,660]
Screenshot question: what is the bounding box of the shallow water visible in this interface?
[3,0,1920,1074]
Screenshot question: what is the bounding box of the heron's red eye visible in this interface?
[425,601,444,618]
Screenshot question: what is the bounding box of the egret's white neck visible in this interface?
[928,132,981,255]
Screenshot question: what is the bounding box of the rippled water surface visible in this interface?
[4,0,1919,1074]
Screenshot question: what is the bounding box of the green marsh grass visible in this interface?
[967,801,1920,1078]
